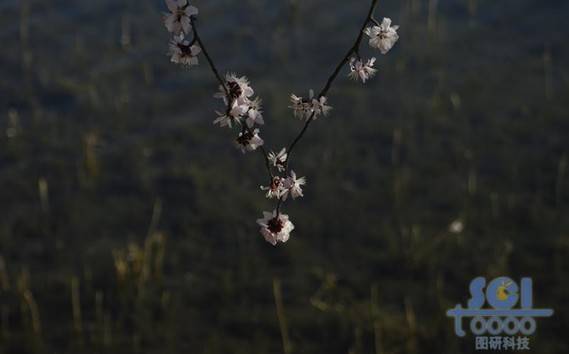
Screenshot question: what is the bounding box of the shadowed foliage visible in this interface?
[0,0,568,353]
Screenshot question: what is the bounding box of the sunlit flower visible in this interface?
[213,112,233,128]
[229,102,249,119]
[260,176,286,199]
[349,57,377,83]
[214,73,256,108]
[227,74,255,105]
[246,97,264,127]
[235,128,264,153]
[283,170,306,200]
[310,90,332,119]
[268,148,288,172]
[213,87,229,105]
[289,94,309,119]
[289,90,332,120]
[168,34,201,66]
[256,210,295,245]
[163,0,198,35]
[364,18,399,54]
[213,100,248,128]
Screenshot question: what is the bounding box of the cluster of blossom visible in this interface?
[290,90,333,121]
[213,74,266,154]
[162,0,399,246]
[347,17,400,83]
[258,166,306,245]
[260,171,306,200]
[164,0,201,67]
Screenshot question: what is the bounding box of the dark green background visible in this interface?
[0,0,568,353]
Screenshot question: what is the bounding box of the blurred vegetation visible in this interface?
[0,0,568,353]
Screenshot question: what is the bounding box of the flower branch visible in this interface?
[190,20,229,98]
[162,0,399,245]
[191,19,275,179]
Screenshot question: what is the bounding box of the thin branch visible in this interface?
[188,0,380,216]
[370,16,382,27]
[275,0,379,214]
[321,0,379,97]
[285,0,378,164]
[237,120,275,179]
[284,111,315,169]
[192,19,274,179]
[191,19,228,97]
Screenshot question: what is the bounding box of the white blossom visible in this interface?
[213,87,229,104]
[163,0,198,35]
[246,97,264,128]
[260,176,286,199]
[256,210,295,246]
[168,34,201,66]
[229,102,249,119]
[364,18,399,54]
[213,101,247,128]
[289,90,332,121]
[215,73,255,106]
[235,128,264,153]
[349,57,377,83]
[283,170,306,200]
[213,111,234,128]
[268,148,288,172]
[213,74,265,131]
[310,90,332,118]
[289,94,309,119]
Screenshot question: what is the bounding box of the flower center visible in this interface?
[227,81,243,99]
[175,9,186,20]
[236,130,253,146]
[268,217,284,234]
[177,43,193,56]
[270,177,281,191]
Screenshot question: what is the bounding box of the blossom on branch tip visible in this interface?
[256,210,295,246]
[283,170,306,200]
[349,57,377,83]
[164,0,198,35]
[235,128,264,153]
[268,148,288,172]
[168,34,201,66]
[364,17,399,54]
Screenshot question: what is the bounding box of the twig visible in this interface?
[192,19,274,180]
[189,0,380,215]
[191,20,228,97]
[277,0,379,213]
[286,0,379,164]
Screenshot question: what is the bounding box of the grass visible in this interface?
[0,0,568,353]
